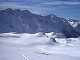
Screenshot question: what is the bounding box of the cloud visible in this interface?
[0,0,80,6]
[39,1,80,6]
[0,2,55,15]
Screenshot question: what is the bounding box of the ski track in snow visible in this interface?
[0,33,80,60]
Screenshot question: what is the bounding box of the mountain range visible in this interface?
[0,8,80,37]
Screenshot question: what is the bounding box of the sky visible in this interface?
[0,0,80,20]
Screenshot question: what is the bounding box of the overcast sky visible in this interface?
[0,0,80,20]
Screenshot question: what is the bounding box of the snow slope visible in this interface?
[0,33,80,60]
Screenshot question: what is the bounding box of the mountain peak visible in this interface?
[22,10,31,14]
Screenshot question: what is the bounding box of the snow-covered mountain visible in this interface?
[0,8,80,37]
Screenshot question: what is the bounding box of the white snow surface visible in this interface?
[68,21,78,28]
[0,33,80,60]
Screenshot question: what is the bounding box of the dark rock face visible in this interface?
[0,8,80,37]
[62,19,80,38]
